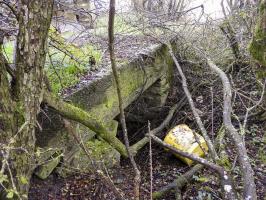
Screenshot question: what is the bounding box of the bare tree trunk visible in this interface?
[220,0,242,63]
[220,21,241,61]
[108,0,141,199]
[249,0,266,121]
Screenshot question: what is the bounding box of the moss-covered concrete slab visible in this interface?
[67,44,173,122]
[34,153,62,179]
[36,42,174,177]
[56,139,120,177]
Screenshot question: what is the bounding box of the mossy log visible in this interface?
[43,92,128,157]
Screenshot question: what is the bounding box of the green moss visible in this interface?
[56,138,120,177]
[46,28,103,93]
[217,151,231,170]
[35,152,62,179]
[260,1,266,13]
[86,139,109,158]
[81,139,120,167]
[2,42,14,62]
[249,1,266,70]
[87,65,147,121]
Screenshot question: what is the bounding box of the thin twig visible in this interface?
[108,1,140,199]
[242,79,266,130]
[148,121,153,200]
[167,43,219,162]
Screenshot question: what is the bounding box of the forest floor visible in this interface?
[29,62,266,199]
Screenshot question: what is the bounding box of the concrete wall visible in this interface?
[35,43,174,178]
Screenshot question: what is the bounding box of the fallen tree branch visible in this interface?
[43,92,128,157]
[152,164,204,199]
[167,43,219,161]
[206,58,257,200]
[150,134,237,200]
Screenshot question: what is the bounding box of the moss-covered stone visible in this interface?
[56,139,120,177]
[36,109,96,149]
[85,139,120,167]
[34,153,62,179]
[217,150,231,170]
[106,120,119,137]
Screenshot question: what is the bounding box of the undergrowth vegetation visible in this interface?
[46,27,102,93]
[2,28,103,94]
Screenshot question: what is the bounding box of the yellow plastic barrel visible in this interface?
[164,124,208,166]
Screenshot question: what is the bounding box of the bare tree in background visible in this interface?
[132,0,187,15]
